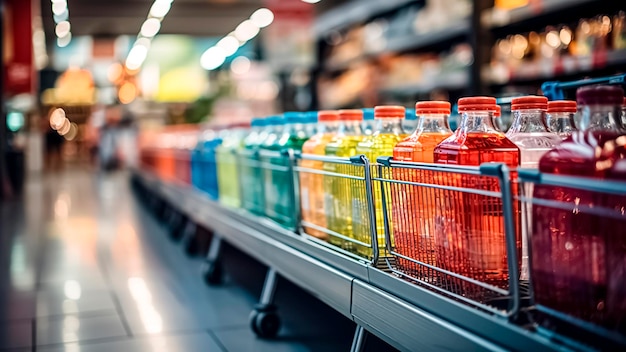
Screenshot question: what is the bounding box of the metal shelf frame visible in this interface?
[132,169,586,352]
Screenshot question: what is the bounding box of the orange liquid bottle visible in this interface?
[433,97,520,291]
[392,101,453,278]
[300,111,340,239]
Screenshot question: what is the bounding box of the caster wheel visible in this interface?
[250,310,280,338]
[185,235,199,256]
[202,261,222,285]
[169,218,185,241]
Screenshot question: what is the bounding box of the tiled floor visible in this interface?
[0,169,395,351]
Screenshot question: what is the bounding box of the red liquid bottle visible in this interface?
[532,85,626,330]
[392,101,452,278]
[433,97,520,294]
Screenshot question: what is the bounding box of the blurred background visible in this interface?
[1,0,625,195]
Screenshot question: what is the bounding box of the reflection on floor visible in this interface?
[0,169,395,351]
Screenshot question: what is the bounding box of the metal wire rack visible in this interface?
[293,153,379,264]
[258,149,299,230]
[236,148,266,215]
[375,156,520,317]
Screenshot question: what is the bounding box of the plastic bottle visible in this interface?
[304,111,318,137]
[403,108,417,135]
[433,96,520,290]
[392,101,453,276]
[354,106,405,257]
[300,111,340,239]
[239,117,269,214]
[361,108,375,136]
[532,85,626,329]
[324,110,365,249]
[191,129,217,193]
[546,100,577,139]
[216,123,249,208]
[262,112,308,227]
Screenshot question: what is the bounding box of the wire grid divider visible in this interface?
[258,149,300,231]
[293,153,379,265]
[375,157,520,318]
[517,168,626,347]
[236,148,266,215]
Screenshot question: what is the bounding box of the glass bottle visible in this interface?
[546,100,577,139]
[262,112,308,227]
[532,85,626,329]
[354,106,405,257]
[361,108,375,136]
[433,96,520,291]
[216,123,249,208]
[300,111,340,239]
[324,110,365,249]
[392,101,453,277]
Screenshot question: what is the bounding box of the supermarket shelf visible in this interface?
[323,21,470,73]
[488,48,626,85]
[482,0,598,28]
[314,0,416,38]
[379,70,469,95]
[134,170,593,352]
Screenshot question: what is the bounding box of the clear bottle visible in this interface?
[533,85,626,329]
[403,108,417,135]
[434,96,520,290]
[304,111,318,137]
[217,123,249,207]
[262,112,308,227]
[546,100,577,139]
[354,106,405,257]
[392,101,453,277]
[324,110,365,248]
[300,111,340,239]
[361,108,375,136]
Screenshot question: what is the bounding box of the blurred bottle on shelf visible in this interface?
[403,108,417,135]
[546,100,578,139]
[361,108,375,136]
[239,117,270,215]
[433,97,520,291]
[324,110,365,250]
[614,11,626,49]
[532,85,626,330]
[354,106,405,257]
[300,111,340,239]
[261,112,308,228]
[392,101,453,277]
[304,111,318,137]
[217,123,249,208]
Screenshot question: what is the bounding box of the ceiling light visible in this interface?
[57,33,72,47]
[126,45,149,70]
[250,8,274,28]
[140,18,161,38]
[234,20,259,42]
[149,1,171,18]
[52,1,67,15]
[302,0,322,3]
[55,21,71,37]
[230,56,251,75]
[135,37,152,49]
[54,9,69,23]
[216,36,239,56]
[201,47,226,71]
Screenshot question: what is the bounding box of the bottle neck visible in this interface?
[283,122,303,135]
[317,121,339,134]
[579,104,624,132]
[415,114,451,134]
[508,109,550,134]
[457,111,498,133]
[374,118,404,135]
[338,120,363,136]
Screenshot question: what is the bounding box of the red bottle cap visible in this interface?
[415,101,451,115]
[494,105,501,117]
[318,110,340,122]
[374,105,405,119]
[577,85,624,105]
[338,109,363,121]
[547,100,577,113]
[457,96,497,112]
[511,96,548,110]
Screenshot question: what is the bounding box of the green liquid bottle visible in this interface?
[324,110,365,250]
[261,112,308,228]
[239,117,269,214]
[216,123,248,208]
[354,106,405,258]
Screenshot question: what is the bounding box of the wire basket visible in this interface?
[293,153,378,263]
[259,149,299,230]
[518,169,626,346]
[237,148,266,215]
[376,157,520,316]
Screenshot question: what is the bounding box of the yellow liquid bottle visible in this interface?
[324,110,365,250]
[300,111,340,239]
[216,124,248,208]
[354,106,405,258]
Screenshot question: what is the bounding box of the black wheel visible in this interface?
[202,261,222,285]
[169,216,186,241]
[184,234,199,256]
[249,310,280,338]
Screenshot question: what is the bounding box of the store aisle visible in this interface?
[0,169,386,352]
